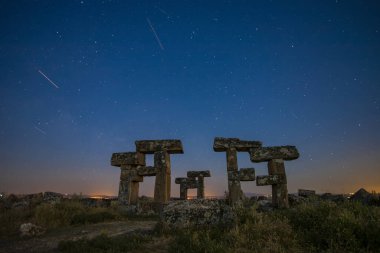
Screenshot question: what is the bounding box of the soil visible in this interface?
[0,220,159,253]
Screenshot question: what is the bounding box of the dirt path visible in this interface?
[0,220,158,253]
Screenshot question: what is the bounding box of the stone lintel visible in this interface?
[175,177,197,189]
[250,146,299,162]
[137,166,157,176]
[111,152,145,166]
[135,140,184,154]
[239,168,256,181]
[120,169,143,182]
[187,170,211,178]
[213,137,262,152]
[256,174,286,186]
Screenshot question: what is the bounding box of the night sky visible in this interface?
[1,0,379,197]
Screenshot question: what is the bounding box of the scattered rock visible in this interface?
[351,188,370,201]
[257,199,273,211]
[298,189,316,198]
[43,191,63,203]
[288,194,306,205]
[20,223,45,237]
[162,199,235,228]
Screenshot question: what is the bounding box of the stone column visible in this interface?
[154,151,171,203]
[251,146,299,208]
[213,137,262,205]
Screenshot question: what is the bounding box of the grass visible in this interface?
[1,197,379,253]
[166,201,380,253]
[0,199,125,238]
[58,233,151,253]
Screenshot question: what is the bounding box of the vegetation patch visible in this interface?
[58,233,151,253]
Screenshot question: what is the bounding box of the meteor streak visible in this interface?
[146,18,165,50]
[38,69,60,88]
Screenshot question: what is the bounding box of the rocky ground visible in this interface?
[0,220,158,253]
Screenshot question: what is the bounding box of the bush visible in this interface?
[168,207,301,253]
[58,233,150,253]
[34,201,120,228]
[279,201,380,252]
[70,209,117,225]
[0,207,33,238]
[34,201,86,228]
[168,228,229,253]
[232,207,302,252]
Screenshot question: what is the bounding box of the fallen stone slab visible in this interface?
[162,199,235,228]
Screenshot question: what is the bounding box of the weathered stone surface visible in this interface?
[250,146,299,162]
[111,152,145,166]
[298,189,316,197]
[239,168,256,181]
[162,199,236,228]
[137,166,157,176]
[175,177,197,199]
[213,137,262,152]
[135,140,184,154]
[213,137,262,206]
[43,192,63,203]
[267,159,289,208]
[187,170,211,178]
[175,177,197,186]
[20,223,45,237]
[153,151,171,203]
[176,169,211,200]
[256,174,286,186]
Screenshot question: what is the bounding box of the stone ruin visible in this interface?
[110,137,299,209]
[111,139,183,205]
[213,137,260,205]
[214,137,299,208]
[250,145,299,208]
[175,170,211,199]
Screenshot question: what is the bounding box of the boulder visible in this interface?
[20,223,45,237]
[162,199,235,228]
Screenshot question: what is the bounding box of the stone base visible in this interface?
[162,199,235,228]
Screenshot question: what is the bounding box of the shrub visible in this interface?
[0,207,33,238]
[34,201,86,228]
[70,208,117,225]
[232,208,302,253]
[280,201,380,252]
[168,228,229,253]
[34,201,121,228]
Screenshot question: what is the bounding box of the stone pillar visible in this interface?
[213,137,262,206]
[250,146,299,208]
[135,140,184,204]
[197,175,205,199]
[111,152,145,205]
[119,167,143,204]
[154,151,171,203]
[226,148,241,204]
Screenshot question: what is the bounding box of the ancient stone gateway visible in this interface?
[135,139,184,204]
[250,146,299,208]
[213,137,261,205]
[175,170,211,199]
